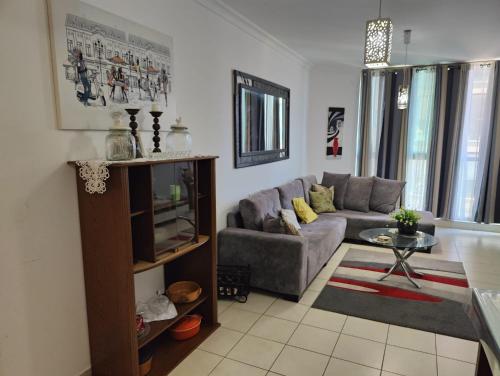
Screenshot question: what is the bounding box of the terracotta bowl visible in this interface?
[167,281,202,304]
[169,314,202,341]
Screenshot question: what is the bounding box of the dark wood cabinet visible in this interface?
[70,156,219,376]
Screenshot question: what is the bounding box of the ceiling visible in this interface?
[218,0,500,66]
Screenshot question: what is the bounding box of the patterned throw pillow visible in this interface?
[280,209,302,235]
[312,184,335,201]
[292,197,318,224]
[309,190,336,213]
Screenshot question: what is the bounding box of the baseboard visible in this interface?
[435,219,500,233]
[78,368,91,376]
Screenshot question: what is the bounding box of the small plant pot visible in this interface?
[397,221,418,235]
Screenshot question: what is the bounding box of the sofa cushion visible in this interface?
[239,188,282,230]
[321,172,350,209]
[322,209,435,240]
[301,215,346,283]
[277,180,305,210]
[370,177,406,213]
[299,175,318,204]
[343,176,374,212]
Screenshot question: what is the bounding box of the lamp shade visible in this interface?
[364,18,393,68]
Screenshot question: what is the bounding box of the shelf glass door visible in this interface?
[152,161,197,254]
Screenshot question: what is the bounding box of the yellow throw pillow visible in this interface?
[292,197,318,224]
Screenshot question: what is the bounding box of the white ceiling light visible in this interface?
[397,29,411,110]
[364,0,393,68]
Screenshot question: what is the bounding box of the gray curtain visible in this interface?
[477,62,500,223]
[430,64,468,218]
[358,63,500,223]
[377,68,409,180]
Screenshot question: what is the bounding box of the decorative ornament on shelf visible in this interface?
[397,30,412,110]
[150,102,163,153]
[125,108,144,158]
[165,117,193,158]
[105,110,136,161]
[364,0,393,68]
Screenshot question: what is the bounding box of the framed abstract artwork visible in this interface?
[326,107,344,159]
[47,0,176,130]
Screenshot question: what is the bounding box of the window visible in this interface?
[404,67,437,210]
[451,63,496,221]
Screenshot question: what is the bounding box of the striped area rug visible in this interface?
[312,248,478,340]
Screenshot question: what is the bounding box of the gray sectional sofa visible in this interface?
[218,174,435,301]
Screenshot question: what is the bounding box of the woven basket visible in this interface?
[167,281,202,304]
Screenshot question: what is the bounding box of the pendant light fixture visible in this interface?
[364,0,393,68]
[397,29,411,110]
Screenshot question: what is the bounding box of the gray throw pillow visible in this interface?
[239,188,282,230]
[321,172,350,210]
[277,180,305,210]
[262,214,287,234]
[370,177,406,213]
[343,176,374,212]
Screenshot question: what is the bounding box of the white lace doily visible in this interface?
[76,161,111,194]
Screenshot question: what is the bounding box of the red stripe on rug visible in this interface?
[340,265,469,288]
[329,277,443,302]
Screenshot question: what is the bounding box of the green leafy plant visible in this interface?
[391,208,421,226]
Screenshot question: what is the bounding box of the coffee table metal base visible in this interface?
[378,247,423,288]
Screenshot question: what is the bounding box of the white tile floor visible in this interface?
[171,227,500,375]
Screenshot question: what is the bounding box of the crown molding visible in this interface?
[194,0,311,68]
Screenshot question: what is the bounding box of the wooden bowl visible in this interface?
[167,281,202,304]
[169,314,202,341]
[139,357,152,376]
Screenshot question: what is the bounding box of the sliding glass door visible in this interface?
[404,67,437,210]
[451,63,496,221]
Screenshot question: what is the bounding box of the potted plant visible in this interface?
[391,208,421,235]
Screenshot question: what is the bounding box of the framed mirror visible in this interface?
[233,70,290,168]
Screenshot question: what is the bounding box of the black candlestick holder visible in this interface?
[150,111,163,153]
[125,108,142,158]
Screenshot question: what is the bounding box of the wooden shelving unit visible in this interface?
[70,156,218,376]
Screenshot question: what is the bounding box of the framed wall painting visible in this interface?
[47,0,176,130]
[326,107,344,159]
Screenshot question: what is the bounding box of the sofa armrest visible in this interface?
[218,228,309,297]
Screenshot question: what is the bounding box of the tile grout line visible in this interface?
[435,332,439,376]
[379,322,391,375]
[209,297,273,375]
[321,309,350,376]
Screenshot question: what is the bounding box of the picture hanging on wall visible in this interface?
[326,107,344,159]
[47,0,176,130]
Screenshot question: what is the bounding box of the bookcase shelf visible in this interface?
[134,235,210,274]
[71,156,218,376]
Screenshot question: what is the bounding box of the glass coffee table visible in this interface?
[359,228,438,288]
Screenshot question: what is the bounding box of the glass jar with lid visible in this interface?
[105,111,136,161]
[165,117,192,158]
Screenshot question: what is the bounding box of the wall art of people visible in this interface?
[48,0,176,130]
[326,107,344,159]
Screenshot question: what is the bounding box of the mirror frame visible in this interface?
[233,70,290,168]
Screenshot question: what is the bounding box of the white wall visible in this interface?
[306,63,361,179]
[0,1,309,375]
